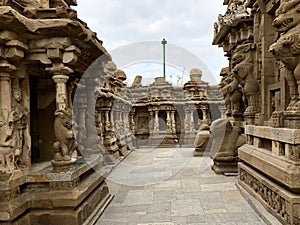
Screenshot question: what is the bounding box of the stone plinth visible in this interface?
[238,125,300,224]
[0,156,113,225]
[238,163,300,225]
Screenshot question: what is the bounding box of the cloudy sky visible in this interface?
[76,0,228,85]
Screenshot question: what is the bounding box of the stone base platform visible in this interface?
[211,160,238,174]
[239,143,300,192]
[0,156,113,225]
[238,162,300,225]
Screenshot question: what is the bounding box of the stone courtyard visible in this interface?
[96,148,278,225]
[1,0,300,224]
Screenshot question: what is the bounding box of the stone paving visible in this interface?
[96,148,267,225]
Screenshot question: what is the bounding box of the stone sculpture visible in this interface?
[193,122,210,156]
[190,68,203,83]
[269,0,300,113]
[210,118,246,174]
[221,72,243,116]
[232,43,259,118]
[132,75,142,87]
[12,87,28,167]
[53,109,78,163]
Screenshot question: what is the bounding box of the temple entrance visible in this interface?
[158,111,167,131]
[193,109,203,130]
[30,76,56,162]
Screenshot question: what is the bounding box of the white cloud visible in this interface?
[75,0,228,84]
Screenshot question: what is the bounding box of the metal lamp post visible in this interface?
[161,38,167,79]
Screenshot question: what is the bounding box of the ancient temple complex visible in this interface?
[1,0,300,224]
[129,69,224,148]
[0,1,225,224]
[213,0,300,224]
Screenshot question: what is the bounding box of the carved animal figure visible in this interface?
[269,0,300,110]
[53,109,78,161]
[232,43,259,115]
[222,73,243,116]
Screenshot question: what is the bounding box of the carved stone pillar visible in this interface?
[170,111,176,134]
[153,110,159,132]
[104,109,111,131]
[166,111,172,134]
[0,34,27,174]
[190,110,195,131]
[129,110,135,133]
[0,68,14,177]
[84,78,101,151]
[184,108,190,131]
[50,66,79,171]
[52,75,69,110]
[149,111,154,134]
[110,108,115,131]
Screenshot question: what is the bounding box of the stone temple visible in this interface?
[0,0,299,224]
[213,0,300,224]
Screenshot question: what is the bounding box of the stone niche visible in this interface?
[213,0,300,224]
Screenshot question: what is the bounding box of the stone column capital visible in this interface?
[47,65,73,76]
[52,74,69,84]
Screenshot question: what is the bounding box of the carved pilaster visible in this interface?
[0,33,27,175]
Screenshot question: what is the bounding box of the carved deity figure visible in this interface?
[11,88,28,168]
[232,43,259,116]
[53,109,78,162]
[269,0,300,111]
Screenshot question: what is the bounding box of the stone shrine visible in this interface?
[214,0,300,224]
[129,68,224,148]
[0,0,134,224]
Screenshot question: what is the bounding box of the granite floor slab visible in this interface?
[95,147,268,225]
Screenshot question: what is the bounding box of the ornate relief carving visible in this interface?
[11,82,28,168]
[240,168,290,223]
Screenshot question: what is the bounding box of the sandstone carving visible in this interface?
[221,72,243,116]
[132,75,142,87]
[269,0,300,111]
[210,118,246,174]
[190,68,203,83]
[232,43,259,116]
[53,109,78,162]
